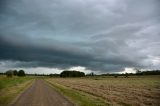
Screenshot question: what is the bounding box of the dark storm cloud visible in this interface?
[0,36,137,72]
[0,0,160,73]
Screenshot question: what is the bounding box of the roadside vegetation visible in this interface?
[0,75,34,106]
[46,75,160,106]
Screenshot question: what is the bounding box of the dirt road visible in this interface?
[12,79,74,106]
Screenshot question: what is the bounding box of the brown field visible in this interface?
[47,76,160,106]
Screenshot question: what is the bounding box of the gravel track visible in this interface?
[12,79,74,106]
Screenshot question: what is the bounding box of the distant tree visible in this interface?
[6,70,13,77]
[49,74,60,77]
[114,75,118,78]
[136,70,141,74]
[90,72,94,76]
[140,70,160,75]
[13,70,18,76]
[125,72,128,78]
[86,72,95,76]
[60,70,85,77]
[0,72,5,75]
[17,70,25,76]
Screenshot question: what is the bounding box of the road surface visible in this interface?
[12,79,74,106]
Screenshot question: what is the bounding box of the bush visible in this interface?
[6,70,13,77]
[114,75,118,78]
[13,70,18,76]
[17,70,25,77]
[60,70,85,77]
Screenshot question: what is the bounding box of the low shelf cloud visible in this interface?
[0,0,160,74]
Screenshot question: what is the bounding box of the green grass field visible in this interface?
[0,76,34,106]
[46,75,160,106]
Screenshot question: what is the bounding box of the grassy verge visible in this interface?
[0,76,34,106]
[45,79,108,106]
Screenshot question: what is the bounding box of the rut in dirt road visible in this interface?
[12,79,74,106]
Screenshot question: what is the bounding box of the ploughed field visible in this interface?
[46,76,160,106]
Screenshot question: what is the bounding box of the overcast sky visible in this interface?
[0,0,160,74]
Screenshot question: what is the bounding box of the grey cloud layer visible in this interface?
[0,0,160,72]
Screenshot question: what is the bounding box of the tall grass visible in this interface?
[0,76,33,89]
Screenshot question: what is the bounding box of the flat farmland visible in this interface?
[46,76,160,106]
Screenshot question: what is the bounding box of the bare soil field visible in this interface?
[47,76,160,106]
[12,79,74,106]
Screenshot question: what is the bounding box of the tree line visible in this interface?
[101,70,160,77]
[60,70,85,77]
[135,70,160,75]
[5,70,26,77]
[1,69,159,78]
